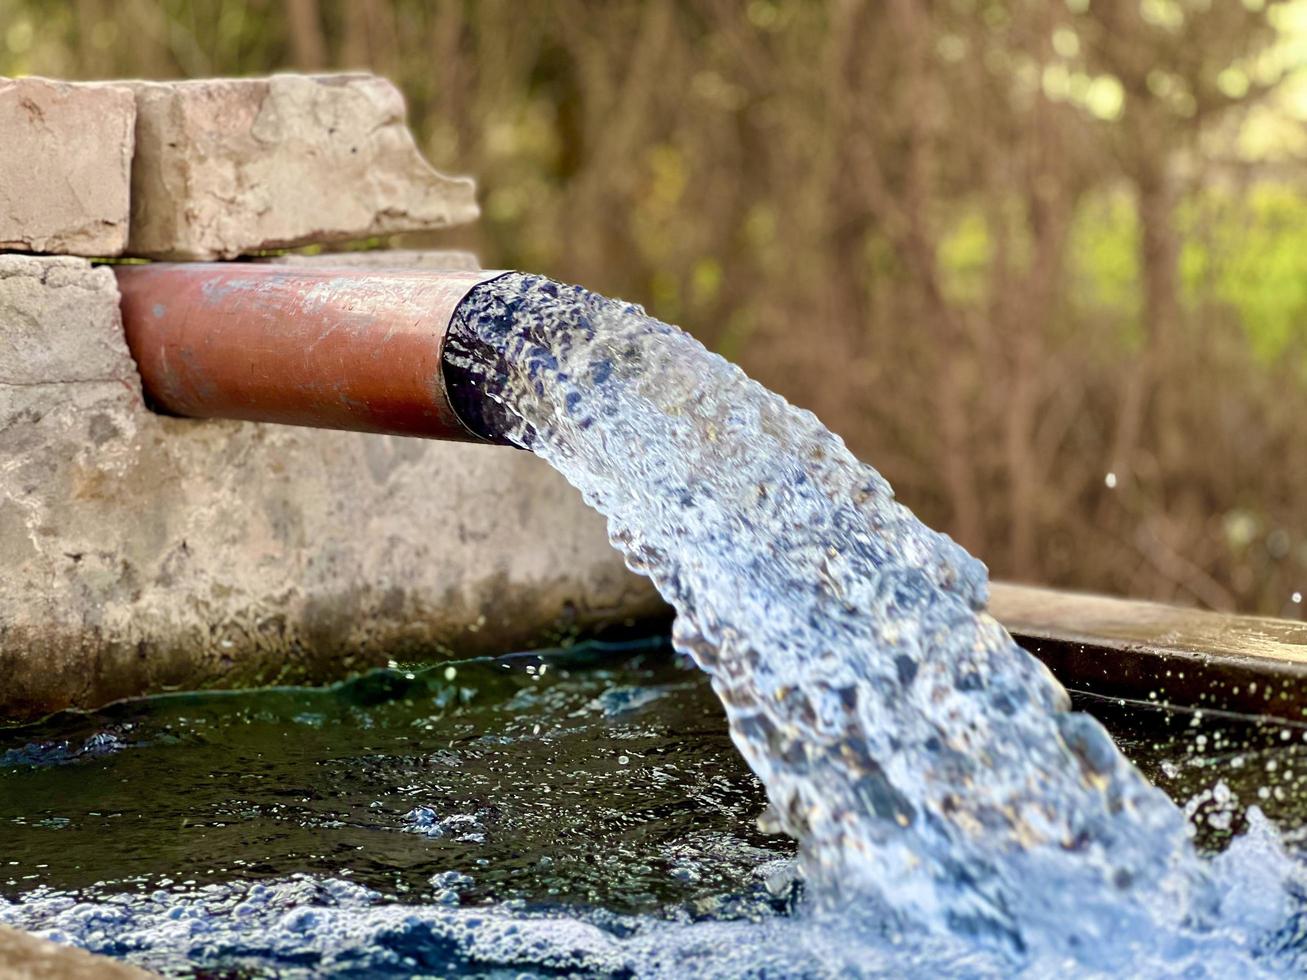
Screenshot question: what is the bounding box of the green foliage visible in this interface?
[1066,193,1144,350]
[931,184,1307,371]
[1181,183,1307,368]
[938,209,993,306]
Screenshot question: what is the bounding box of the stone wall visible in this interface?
[0,74,665,723]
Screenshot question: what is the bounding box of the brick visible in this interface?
[126,74,478,260]
[0,77,135,256]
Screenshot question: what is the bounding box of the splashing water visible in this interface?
[444,273,1307,974]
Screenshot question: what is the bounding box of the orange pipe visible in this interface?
[115,263,507,443]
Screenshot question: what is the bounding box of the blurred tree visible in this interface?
[2,0,1305,616]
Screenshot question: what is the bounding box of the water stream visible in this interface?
[443,272,1307,975]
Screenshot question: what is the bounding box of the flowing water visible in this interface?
[443,272,1307,975]
[4,273,1307,976]
[3,643,1305,977]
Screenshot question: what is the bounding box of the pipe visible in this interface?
[114,262,507,443]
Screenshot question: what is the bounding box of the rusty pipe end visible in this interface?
[114,262,510,444]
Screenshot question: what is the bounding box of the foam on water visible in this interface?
[0,875,1023,978]
[443,273,1307,974]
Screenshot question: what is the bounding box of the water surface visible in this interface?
[2,642,1304,977]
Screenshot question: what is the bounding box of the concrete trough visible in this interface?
[991,584,1307,725]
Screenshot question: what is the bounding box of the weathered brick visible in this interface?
[0,77,135,256]
[127,74,478,260]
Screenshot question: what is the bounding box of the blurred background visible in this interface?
[2,0,1305,617]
